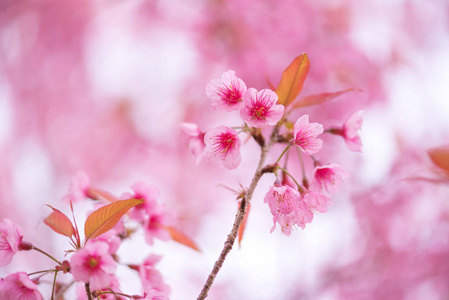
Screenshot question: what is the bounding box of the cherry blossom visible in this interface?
[0,272,43,300]
[291,115,324,155]
[138,254,170,295]
[343,110,363,152]
[204,126,242,170]
[180,122,206,164]
[240,88,285,128]
[264,185,313,236]
[123,181,161,222]
[303,190,332,213]
[143,204,176,245]
[312,163,349,194]
[62,171,91,203]
[0,219,23,267]
[206,70,247,111]
[70,241,117,291]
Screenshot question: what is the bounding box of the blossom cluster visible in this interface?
[0,172,189,299]
[182,67,363,235]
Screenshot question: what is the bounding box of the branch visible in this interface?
[197,128,278,300]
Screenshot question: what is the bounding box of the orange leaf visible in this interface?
[84,198,143,241]
[166,226,200,252]
[428,145,449,175]
[44,205,75,238]
[238,201,250,247]
[275,54,310,107]
[291,88,360,109]
[87,188,119,203]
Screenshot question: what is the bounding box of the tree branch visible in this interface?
[197,128,278,300]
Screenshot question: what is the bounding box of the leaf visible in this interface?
[291,88,360,109]
[428,145,449,175]
[238,201,250,248]
[44,205,75,238]
[166,226,201,252]
[87,188,119,203]
[84,198,143,241]
[275,53,310,107]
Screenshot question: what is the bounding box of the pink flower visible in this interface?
[138,255,170,294]
[206,70,247,111]
[264,185,313,236]
[144,204,176,245]
[204,126,241,170]
[291,115,324,155]
[63,171,91,203]
[312,163,349,194]
[0,272,43,300]
[70,241,117,291]
[90,229,121,255]
[240,88,285,128]
[123,182,161,222]
[303,190,332,213]
[343,110,363,152]
[180,122,206,164]
[0,219,23,267]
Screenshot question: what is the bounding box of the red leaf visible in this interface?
[84,198,143,241]
[166,226,201,252]
[291,88,360,109]
[275,54,310,107]
[44,205,75,238]
[428,145,449,176]
[238,201,250,247]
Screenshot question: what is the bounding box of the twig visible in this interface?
[197,129,277,300]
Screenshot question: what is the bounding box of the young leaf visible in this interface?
[84,198,143,241]
[428,145,449,176]
[275,53,310,107]
[238,201,250,248]
[87,188,119,203]
[291,88,360,109]
[44,205,75,238]
[166,226,201,252]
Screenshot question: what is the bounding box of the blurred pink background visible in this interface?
[1,0,449,299]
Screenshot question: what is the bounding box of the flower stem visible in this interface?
[51,271,58,300]
[276,145,291,165]
[32,246,62,266]
[85,283,93,300]
[197,127,278,300]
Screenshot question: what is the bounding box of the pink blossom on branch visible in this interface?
[0,272,43,300]
[330,110,363,152]
[62,171,91,203]
[312,163,349,194]
[291,115,324,155]
[264,185,313,236]
[343,109,363,152]
[240,88,285,128]
[204,126,242,170]
[206,70,247,111]
[70,241,117,291]
[303,190,332,213]
[138,254,171,295]
[0,219,23,267]
[180,122,206,164]
[123,181,161,222]
[144,203,176,245]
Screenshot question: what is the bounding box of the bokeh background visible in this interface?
[1,0,449,299]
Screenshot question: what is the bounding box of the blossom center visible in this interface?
[212,133,236,154]
[87,257,99,269]
[218,84,241,105]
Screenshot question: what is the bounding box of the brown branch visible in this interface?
[85,283,93,300]
[197,128,278,300]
